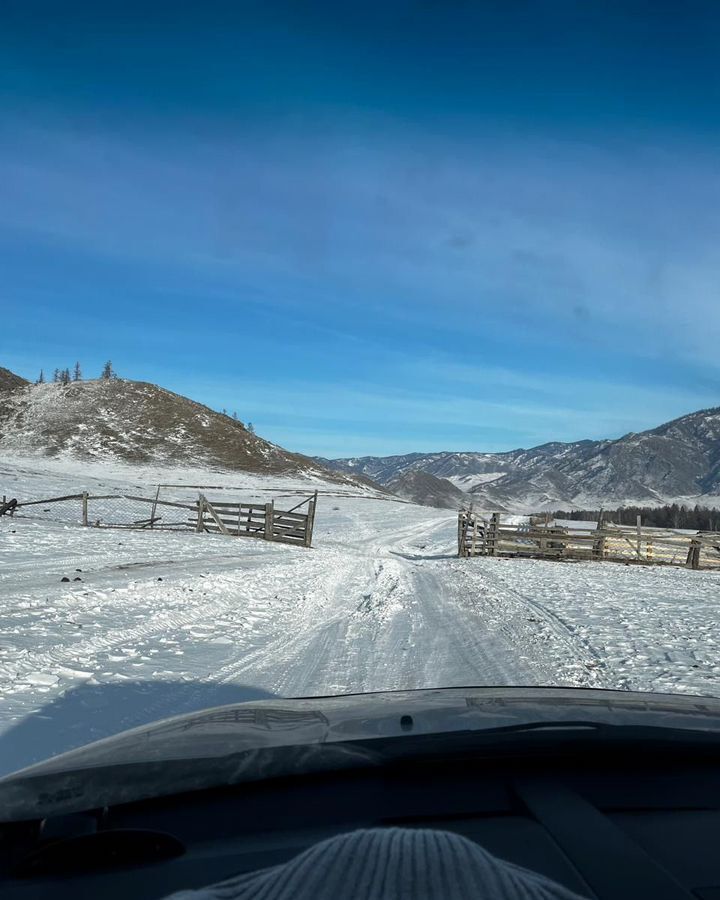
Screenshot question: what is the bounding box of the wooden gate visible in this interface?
[194,492,317,547]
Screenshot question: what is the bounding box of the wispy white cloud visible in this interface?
[3,115,719,455]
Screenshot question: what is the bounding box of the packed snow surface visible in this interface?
[1,456,719,776]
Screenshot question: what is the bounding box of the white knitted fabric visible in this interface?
[164,827,588,899]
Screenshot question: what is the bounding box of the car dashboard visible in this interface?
[1,740,719,899]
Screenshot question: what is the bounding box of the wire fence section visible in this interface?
[4,491,197,529]
[3,493,86,526]
[88,494,194,529]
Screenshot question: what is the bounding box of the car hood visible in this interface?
[2,686,720,821]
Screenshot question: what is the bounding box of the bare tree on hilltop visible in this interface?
[36,370,45,384]
[52,369,60,383]
[247,422,255,434]
[60,368,71,385]
[101,360,115,380]
[73,361,82,381]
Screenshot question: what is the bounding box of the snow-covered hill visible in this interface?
[0,367,29,393]
[0,374,360,485]
[388,469,470,510]
[321,407,720,511]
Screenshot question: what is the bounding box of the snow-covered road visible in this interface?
[1,458,719,776]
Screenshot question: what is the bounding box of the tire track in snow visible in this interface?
[408,565,544,686]
[466,559,607,686]
[186,554,410,697]
[205,554,373,696]
[322,514,454,558]
[90,551,371,731]
[205,549,549,697]
[0,552,334,695]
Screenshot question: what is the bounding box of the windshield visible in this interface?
[1,2,719,782]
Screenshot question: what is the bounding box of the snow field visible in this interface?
[1,456,719,776]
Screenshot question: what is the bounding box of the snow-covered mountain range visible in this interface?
[319,406,720,511]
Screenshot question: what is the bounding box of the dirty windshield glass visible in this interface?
[1,2,719,778]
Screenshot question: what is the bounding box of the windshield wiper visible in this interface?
[406,719,720,753]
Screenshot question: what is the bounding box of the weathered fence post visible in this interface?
[592,510,605,560]
[304,491,318,547]
[196,494,205,532]
[457,511,470,557]
[0,496,17,518]
[686,537,701,570]
[150,485,161,529]
[636,515,642,559]
[487,513,500,556]
[265,501,274,541]
[82,492,89,527]
[538,517,548,557]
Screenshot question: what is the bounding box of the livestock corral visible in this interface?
[458,509,720,570]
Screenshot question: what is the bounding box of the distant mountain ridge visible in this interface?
[0,371,359,484]
[319,406,720,510]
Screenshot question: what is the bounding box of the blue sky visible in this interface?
[2,1,720,457]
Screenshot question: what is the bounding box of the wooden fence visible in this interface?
[192,492,317,547]
[2,489,318,548]
[458,510,720,570]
